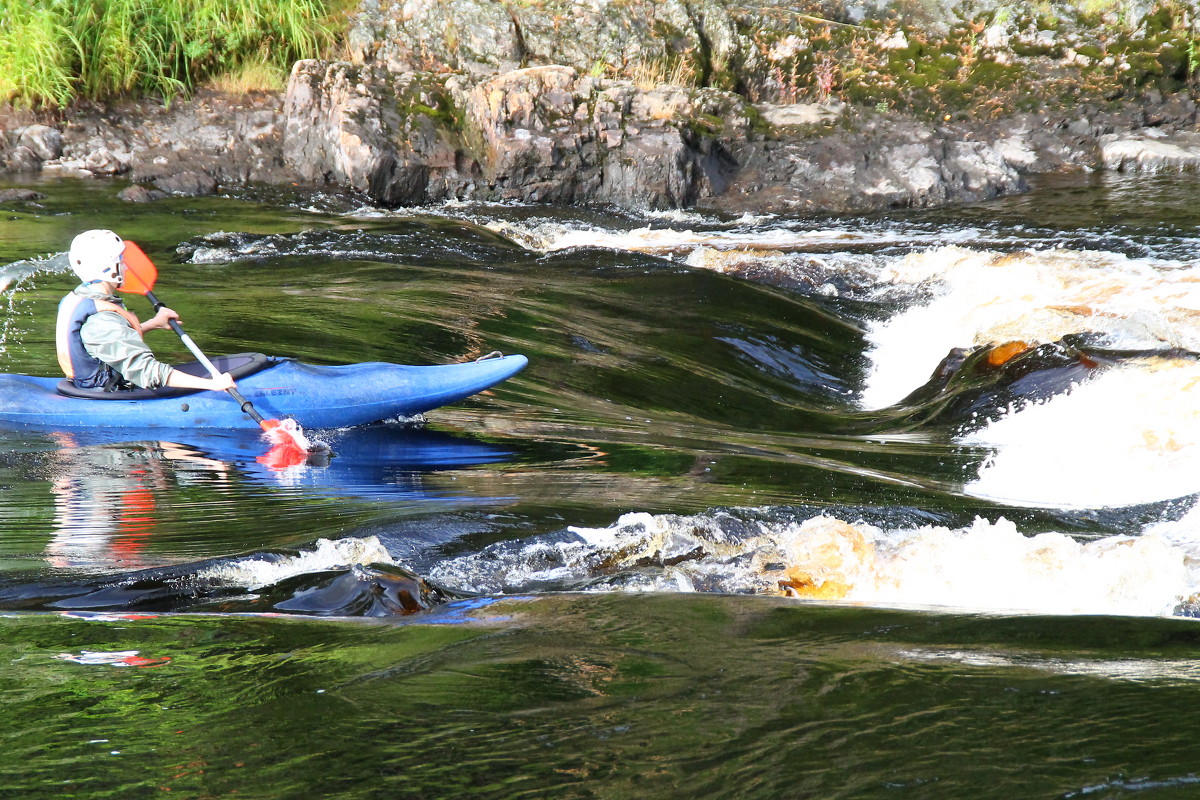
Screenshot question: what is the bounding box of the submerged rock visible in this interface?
[0,535,450,617]
[268,563,451,616]
[118,185,169,203]
[0,188,44,202]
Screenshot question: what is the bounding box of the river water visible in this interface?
[2,173,1200,797]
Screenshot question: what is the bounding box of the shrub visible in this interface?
[0,0,335,108]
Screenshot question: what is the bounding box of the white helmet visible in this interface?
[69,229,126,286]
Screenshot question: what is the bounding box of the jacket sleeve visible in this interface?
[79,311,175,389]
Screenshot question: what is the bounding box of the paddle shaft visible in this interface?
[144,289,267,427]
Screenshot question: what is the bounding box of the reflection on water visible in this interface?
[6,596,1200,799]
[4,174,1200,796]
[47,436,232,570]
[0,424,522,580]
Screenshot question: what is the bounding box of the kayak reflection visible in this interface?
[42,425,517,570]
[47,435,232,570]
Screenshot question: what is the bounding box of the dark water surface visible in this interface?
[2,174,1200,797]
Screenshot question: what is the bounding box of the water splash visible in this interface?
[0,272,29,363]
[194,535,394,590]
[860,246,1200,409]
[430,509,1200,618]
[0,253,70,364]
[964,358,1200,507]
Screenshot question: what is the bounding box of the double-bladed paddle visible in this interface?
[118,241,320,462]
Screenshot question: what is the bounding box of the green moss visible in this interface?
[1105,32,1197,91]
[842,82,903,110]
[1157,39,1191,85]
[1011,40,1059,58]
[967,60,1023,90]
[741,102,774,136]
[903,52,960,88]
[708,66,739,92]
[388,75,467,136]
[651,19,689,51]
[1142,5,1179,37]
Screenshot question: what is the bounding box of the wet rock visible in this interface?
[0,188,45,202]
[284,54,1081,213]
[700,112,1028,215]
[283,60,396,198]
[6,1,1200,214]
[284,60,749,209]
[17,125,63,160]
[153,170,217,196]
[1100,130,1200,172]
[118,185,169,203]
[3,146,42,173]
[268,563,450,616]
[82,147,127,175]
[43,91,290,187]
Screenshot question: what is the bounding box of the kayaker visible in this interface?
[57,229,236,392]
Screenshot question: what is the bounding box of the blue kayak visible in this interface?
[0,352,528,430]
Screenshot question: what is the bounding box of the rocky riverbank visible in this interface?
[2,0,1200,214]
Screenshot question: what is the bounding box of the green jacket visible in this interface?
[73,284,174,389]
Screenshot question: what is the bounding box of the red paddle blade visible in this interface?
[119,241,158,295]
[256,419,314,470]
[256,441,310,470]
[261,418,313,450]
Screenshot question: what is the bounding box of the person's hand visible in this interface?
[209,372,236,391]
[146,306,180,332]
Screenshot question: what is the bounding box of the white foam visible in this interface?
[855,516,1186,616]
[434,511,1200,618]
[900,649,1200,683]
[195,536,394,589]
[964,359,1200,507]
[860,246,1200,409]
[480,216,962,258]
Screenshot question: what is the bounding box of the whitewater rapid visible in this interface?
[74,204,1200,619]
[414,211,1200,617]
[429,508,1200,618]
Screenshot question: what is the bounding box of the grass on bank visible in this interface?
[0,0,336,108]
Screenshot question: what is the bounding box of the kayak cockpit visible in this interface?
[55,353,279,401]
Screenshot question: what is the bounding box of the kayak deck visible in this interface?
[0,353,528,430]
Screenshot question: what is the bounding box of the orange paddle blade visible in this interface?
[261,417,314,451]
[257,419,314,469]
[256,441,310,471]
[119,241,158,295]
